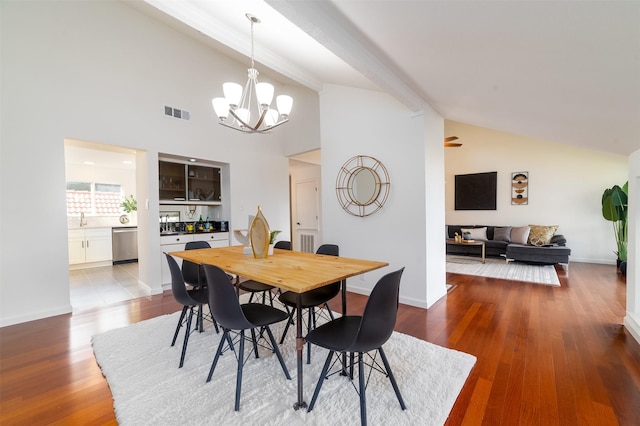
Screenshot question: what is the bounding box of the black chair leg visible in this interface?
[209,302,220,334]
[280,307,295,344]
[171,306,188,346]
[207,329,228,382]
[234,330,245,411]
[179,307,194,368]
[358,352,367,426]
[197,304,204,332]
[307,307,313,364]
[349,352,355,378]
[264,326,291,379]
[378,347,406,410]
[308,350,334,412]
[250,328,259,358]
[324,302,335,320]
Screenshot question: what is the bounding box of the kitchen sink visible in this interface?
[160,231,180,236]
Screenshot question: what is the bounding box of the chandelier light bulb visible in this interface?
[276,95,293,117]
[212,98,230,120]
[265,108,279,126]
[256,82,274,107]
[223,82,243,108]
[235,108,250,126]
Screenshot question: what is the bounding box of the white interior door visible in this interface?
[294,179,318,251]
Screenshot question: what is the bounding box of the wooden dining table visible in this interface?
[168,244,388,410]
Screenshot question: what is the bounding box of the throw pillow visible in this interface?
[460,227,487,240]
[493,226,512,242]
[510,226,530,244]
[528,225,558,246]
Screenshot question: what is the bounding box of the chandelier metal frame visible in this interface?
[211,14,292,134]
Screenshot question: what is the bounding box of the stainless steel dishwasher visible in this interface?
[112,226,138,264]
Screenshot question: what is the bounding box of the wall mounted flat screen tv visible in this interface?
[455,171,497,210]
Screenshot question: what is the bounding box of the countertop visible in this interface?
[69,225,137,230]
[160,230,228,236]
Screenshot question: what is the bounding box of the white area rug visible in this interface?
[92,308,476,425]
[446,255,560,286]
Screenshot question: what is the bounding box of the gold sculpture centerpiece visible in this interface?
[249,206,270,259]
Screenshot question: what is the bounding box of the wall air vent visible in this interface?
[164,105,190,121]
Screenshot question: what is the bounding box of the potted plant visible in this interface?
[601,182,628,273]
[463,231,471,241]
[268,230,282,255]
[120,195,137,224]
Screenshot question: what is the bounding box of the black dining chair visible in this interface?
[306,267,406,426]
[165,253,213,368]
[182,240,210,288]
[202,263,292,412]
[182,240,215,332]
[235,240,292,305]
[278,244,340,363]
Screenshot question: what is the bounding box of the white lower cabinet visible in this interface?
[192,232,229,248]
[68,228,113,266]
[161,232,229,286]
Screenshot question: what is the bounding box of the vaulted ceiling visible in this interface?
[139,0,640,156]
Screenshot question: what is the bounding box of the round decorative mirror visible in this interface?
[336,155,390,217]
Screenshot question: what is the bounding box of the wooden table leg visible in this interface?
[293,293,307,410]
[482,243,486,263]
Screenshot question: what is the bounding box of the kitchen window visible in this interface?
[66,181,122,216]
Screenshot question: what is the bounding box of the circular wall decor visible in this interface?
[336,155,390,217]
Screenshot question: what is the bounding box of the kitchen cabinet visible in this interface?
[68,228,112,266]
[160,232,229,286]
[159,160,221,205]
[187,165,221,203]
[192,232,229,248]
[159,161,187,202]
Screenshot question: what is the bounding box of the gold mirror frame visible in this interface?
[336,155,390,217]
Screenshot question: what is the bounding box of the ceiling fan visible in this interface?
[444,136,462,148]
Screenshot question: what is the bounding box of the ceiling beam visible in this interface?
[267,0,428,113]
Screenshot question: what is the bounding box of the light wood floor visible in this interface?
[1,262,638,425]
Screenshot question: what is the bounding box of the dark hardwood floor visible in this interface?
[1,262,638,425]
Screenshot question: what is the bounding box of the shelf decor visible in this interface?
[249,206,270,259]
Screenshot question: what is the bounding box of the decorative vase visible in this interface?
[268,244,275,256]
[249,206,270,259]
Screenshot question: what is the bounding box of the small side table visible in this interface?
[446,239,486,263]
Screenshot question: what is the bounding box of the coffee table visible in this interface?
[446,239,486,263]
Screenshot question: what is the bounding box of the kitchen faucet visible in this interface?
[80,212,87,227]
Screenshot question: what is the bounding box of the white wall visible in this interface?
[624,149,640,344]
[0,1,319,326]
[320,85,447,309]
[444,120,629,263]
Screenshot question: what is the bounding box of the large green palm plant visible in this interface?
[601,182,628,261]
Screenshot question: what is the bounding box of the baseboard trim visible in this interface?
[348,283,435,310]
[1,304,73,328]
[624,313,640,345]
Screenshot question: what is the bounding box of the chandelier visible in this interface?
[212,14,293,134]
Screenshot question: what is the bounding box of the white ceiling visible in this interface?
[141,0,640,156]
